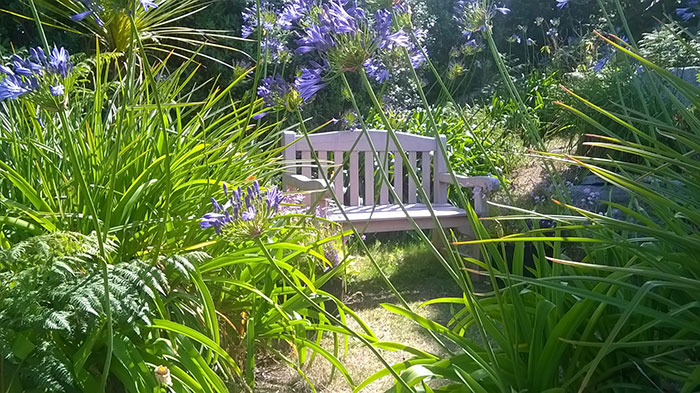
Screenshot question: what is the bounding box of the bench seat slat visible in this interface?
[327,204,467,233]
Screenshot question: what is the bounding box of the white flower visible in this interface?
[155,365,173,386]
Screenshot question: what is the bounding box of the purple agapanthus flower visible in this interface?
[49,84,65,96]
[71,0,105,26]
[0,65,13,76]
[295,66,326,101]
[323,1,359,34]
[48,46,72,78]
[556,0,569,9]
[296,24,335,54]
[363,58,390,83]
[378,29,410,50]
[280,0,314,29]
[138,0,158,12]
[0,75,32,101]
[677,0,700,21]
[258,75,291,106]
[201,181,284,236]
[0,46,74,102]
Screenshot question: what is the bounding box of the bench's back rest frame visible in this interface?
[283,130,449,206]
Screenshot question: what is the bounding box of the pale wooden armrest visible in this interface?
[438,173,500,192]
[438,173,500,216]
[282,173,332,207]
[283,173,330,192]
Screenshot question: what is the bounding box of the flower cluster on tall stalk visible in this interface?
[72,0,159,25]
[0,46,73,106]
[244,0,428,110]
[200,181,284,240]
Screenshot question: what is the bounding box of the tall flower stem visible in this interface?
[405,28,519,206]
[482,27,568,202]
[354,70,506,390]
[26,1,113,391]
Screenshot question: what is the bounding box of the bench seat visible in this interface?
[327,204,469,233]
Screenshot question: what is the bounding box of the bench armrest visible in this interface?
[438,173,500,216]
[282,173,332,206]
[283,173,329,192]
[438,173,500,192]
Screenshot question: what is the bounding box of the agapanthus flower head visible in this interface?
[48,46,72,78]
[280,0,315,29]
[0,46,74,102]
[200,181,285,239]
[258,75,291,107]
[677,0,700,21]
[261,37,291,63]
[454,0,509,35]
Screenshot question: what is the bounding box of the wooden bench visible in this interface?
[282,130,499,235]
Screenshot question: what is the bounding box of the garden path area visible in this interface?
[256,240,466,393]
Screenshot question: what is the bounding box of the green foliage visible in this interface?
[371,102,525,178]
[639,22,700,67]
[0,48,277,255]
[0,232,235,392]
[372,25,700,393]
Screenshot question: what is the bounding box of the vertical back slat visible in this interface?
[301,150,311,178]
[434,136,448,204]
[333,151,344,204]
[282,131,296,174]
[379,152,389,204]
[408,151,417,203]
[394,153,403,203]
[349,151,359,206]
[364,152,374,205]
[421,152,431,203]
[318,151,328,180]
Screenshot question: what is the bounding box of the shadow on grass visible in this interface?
[341,233,464,314]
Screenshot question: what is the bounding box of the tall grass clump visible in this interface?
[0,1,385,392]
[355,2,700,392]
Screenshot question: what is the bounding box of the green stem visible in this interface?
[27,0,49,52]
[27,2,113,391]
[355,70,506,391]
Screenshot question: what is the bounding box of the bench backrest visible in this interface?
[283,130,449,206]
